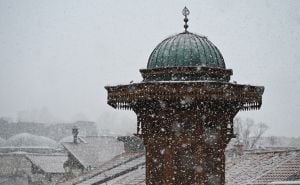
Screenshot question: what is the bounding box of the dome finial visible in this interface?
[182,6,190,32]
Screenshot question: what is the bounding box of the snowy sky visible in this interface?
[0,0,299,137]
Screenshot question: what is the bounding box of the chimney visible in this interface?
[117,136,144,153]
[72,126,79,144]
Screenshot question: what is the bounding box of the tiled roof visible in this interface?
[226,151,298,185]
[58,152,144,185]
[26,153,67,174]
[248,153,300,185]
[106,166,145,185]
[61,150,300,185]
[77,155,144,185]
[62,136,124,169]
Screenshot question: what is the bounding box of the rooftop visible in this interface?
[26,153,67,174]
[62,136,124,169]
[58,152,144,185]
[61,150,300,185]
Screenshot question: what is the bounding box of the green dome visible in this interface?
[147,32,225,69]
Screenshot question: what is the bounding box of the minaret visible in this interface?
[105,7,264,185]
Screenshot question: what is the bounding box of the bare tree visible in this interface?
[249,122,268,149]
[234,117,268,149]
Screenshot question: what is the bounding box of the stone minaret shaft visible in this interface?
[136,101,239,184]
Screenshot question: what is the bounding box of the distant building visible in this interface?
[0,153,31,185]
[0,152,67,185]
[61,128,124,178]
[0,133,66,185]
[58,136,144,185]
[25,154,67,185]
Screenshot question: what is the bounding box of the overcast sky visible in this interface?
[0,0,299,136]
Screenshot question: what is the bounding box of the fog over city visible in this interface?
[0,0,299,136]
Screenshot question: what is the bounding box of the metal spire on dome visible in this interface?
[182,6,190,32]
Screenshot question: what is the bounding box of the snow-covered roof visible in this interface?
[105,165,145,185]
[60,150,300,185]
[58,152,144,185]
[5,133,59,148]
[59,135,74,143]
[77,155,144,185]
[226,151,299,185]
[26,153,67,174]
[249,152,300,185]
[62,136,124,169]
